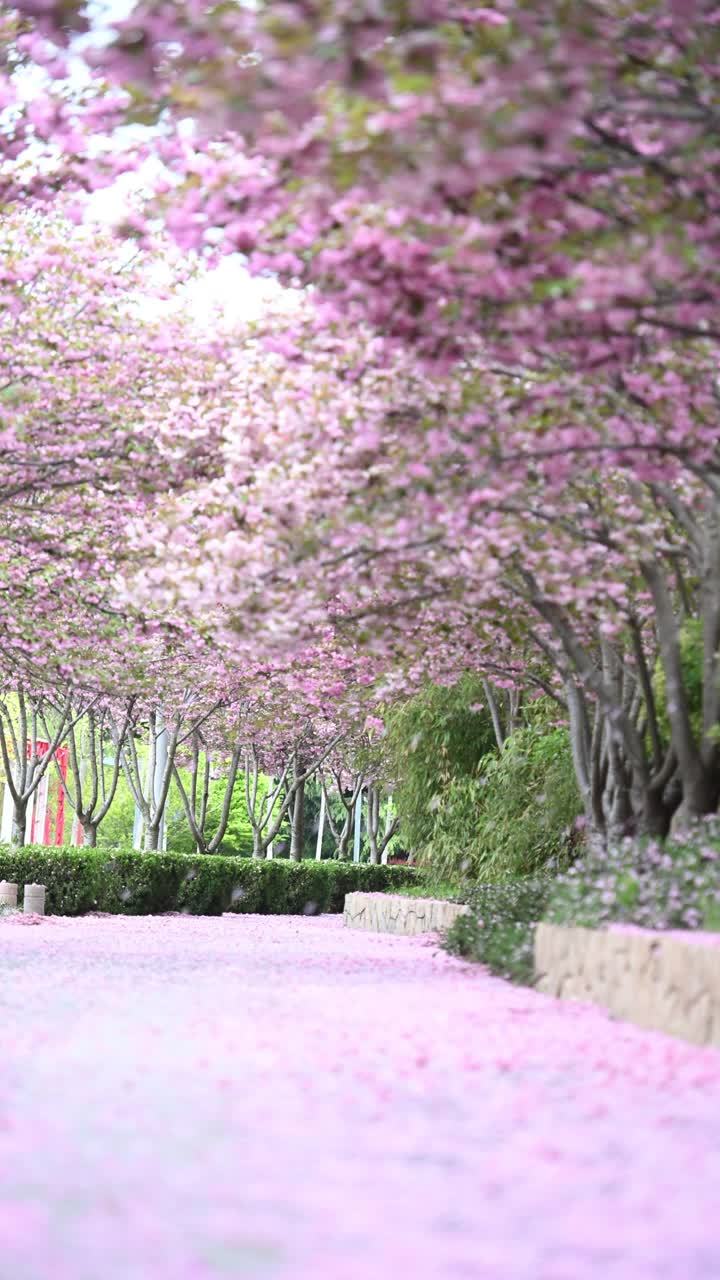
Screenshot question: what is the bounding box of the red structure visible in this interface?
[28,740,70,846]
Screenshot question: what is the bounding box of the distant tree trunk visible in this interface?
[11,802,27,847]
[173,733,241,857]
[46,701,133,849]
[1,687,75,848]
[82,823,98,848]
[145,824,161,851]
[367,786,400,864]
[337,811,352,860]
[482,679,505,752]
[330,771,364,860]
[290,774,305,861]
[315,784,326,860]
[644,554,720,827]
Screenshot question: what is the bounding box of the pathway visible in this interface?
[1,912,719,1279]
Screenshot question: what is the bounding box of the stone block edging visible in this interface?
[343,891,470,936]
[534,921,720,1048]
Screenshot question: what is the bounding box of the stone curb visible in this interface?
[343,891,470,936]
[534,922,720,1048]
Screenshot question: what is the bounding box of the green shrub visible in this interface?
[444,914,536,985]
[383,676,496,856]
[468,878,552,923]
[0,846,416,917]
[443,876,552,984]
[443,818,720,987]
[430,724,582,882]
[545,821,720,932]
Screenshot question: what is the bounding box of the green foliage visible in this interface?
[430,723,582,882]
[467,878,552,923]
[444,915,536,985]
[97,768,279,858]
[0,845,416,917]
[545,821,720,932]
[96,775,135,848]
[443,876,551,984]
[165,773,257,857]
[443,816,720,987]
[384,675,496,855]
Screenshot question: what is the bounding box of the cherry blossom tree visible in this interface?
[16,2,719,369]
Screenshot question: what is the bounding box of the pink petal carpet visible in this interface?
[1,913,719,1279]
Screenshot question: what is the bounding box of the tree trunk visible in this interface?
[367,786,381,864]
[11,801,27,847]
[145,825,160,851]
[337,813,352,860]
[290,778,305,861]
[482,679,505,752]
[671,768,720,833]
[642,786,676,840]
[82,823,98,848]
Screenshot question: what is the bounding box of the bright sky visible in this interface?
[13,0,281,331]
[82,162,284,331]
[187,260,284,326]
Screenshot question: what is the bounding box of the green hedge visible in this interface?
[0,846,416,917]
[443,877,553,984]
[444,825,720,985]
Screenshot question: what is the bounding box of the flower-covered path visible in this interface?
[1,913,719,1280]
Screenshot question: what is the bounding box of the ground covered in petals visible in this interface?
[1,913,719,1280]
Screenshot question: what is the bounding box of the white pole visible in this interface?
[153,712,168,852]
[133,727,150,850]
[24,792,34,844]
[1,782,13,843]
[132,802,143,850]
[381,793,394,865]
[315,786,326,860]
[267,778,275,858]
[72,735,89,847]
[353,788,362,863]
[34,771,50,845]
[132,725,148,850]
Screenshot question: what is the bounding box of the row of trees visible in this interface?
[0,679,400,861]
[0,213,399,856]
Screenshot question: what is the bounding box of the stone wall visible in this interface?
[535,922,720,1047]
[344,892,470,936]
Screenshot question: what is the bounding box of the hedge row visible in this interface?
[444,828,720,984]
[0,846,416,917]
